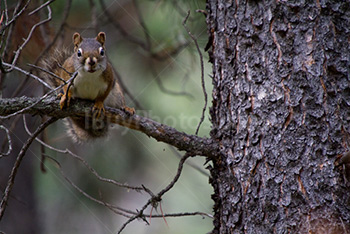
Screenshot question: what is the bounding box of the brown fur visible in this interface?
[40,32,133,142]
[39,47,72,88]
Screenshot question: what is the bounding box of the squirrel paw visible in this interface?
[123,106,135,115]
[93,101,105,119]
[59,95,70,109]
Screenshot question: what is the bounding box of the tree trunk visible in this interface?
[206,0,350,233]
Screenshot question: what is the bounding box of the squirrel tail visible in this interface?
[39,47,71,88]
[64,116,109,143]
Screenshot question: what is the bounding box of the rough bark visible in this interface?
[207,0,350,233]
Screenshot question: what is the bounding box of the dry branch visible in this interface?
[183,11,208,135]
[0,96,219,157]
[0,117,57,220]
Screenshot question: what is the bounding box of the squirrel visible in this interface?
[41,32,134,142]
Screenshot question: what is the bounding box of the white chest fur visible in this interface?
[72,70,107,100]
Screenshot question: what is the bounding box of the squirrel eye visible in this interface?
[77,48,82,57]
[99,47,105,56]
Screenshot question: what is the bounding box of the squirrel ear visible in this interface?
[73,33,83,47]
[96,32,106,46]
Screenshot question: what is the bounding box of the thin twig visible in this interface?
[22,115,47,172]
[0,115,21,157]
[27,63,66,83]
[183,11,208,135]
[49,156,133,218]
[132,0,152,50]
[99,0,189,60]
[1,1,27,59]
[159,153,192,197]
[20,0,71,97]
[149,61,195,99]
[99,0,195,100]
[0,117,57,221]
[170,147,209,177]
[0,0,30,35]
[3,0,9,25]
[6,5,52,72]
[99,0,148,49]
[47,154,212,222]
[0,125,12,157]
[171,0,198,21]
[33,0,72,66]
[28,0,55,16]
[22,116,153,194]
[3,62,53,89]
[117,153,192,234]
[150,211,212,219]
[15,0,71,98]
[62,68,80,108]
[150,41,191,60]
[66,152,152,194]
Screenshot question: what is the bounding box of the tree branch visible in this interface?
[117,153,191,233]
[0,96,219,157]
[0,125,12,157]
[0,117,57,220]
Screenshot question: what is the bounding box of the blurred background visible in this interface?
[0,0,213,233]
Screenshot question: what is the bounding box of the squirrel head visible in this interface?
[72,32,107,73]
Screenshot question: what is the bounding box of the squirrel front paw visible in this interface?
[123,106,135,115]
[93,101,105,119]
[59,94,71,109]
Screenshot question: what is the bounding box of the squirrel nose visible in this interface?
[87,57,96,66]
